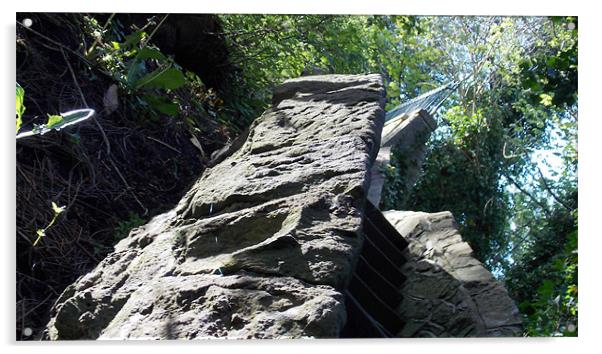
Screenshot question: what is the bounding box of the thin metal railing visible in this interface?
[385,81,459,123]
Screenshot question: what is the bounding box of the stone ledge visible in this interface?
[383,210,522,337]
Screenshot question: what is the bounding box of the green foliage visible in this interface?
[84,16,188,117]
[402,120,510,262]
[17,14,576,337]
[375,17,577,337]
[217,15,424,126]
[218,19,578,330]
[45,114,64,130]
[519,17,577,108]
[134,67,186,91]
[381,160,409,210]
[141,94,179,116]
[507,206,578,336]
[16,83,25,133]
[114,213,147,241]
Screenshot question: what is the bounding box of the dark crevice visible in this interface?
[342,200,410,338]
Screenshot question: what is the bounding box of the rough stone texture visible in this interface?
[383,210,522,337]
[367,109,436,206]
[45,74,386,340]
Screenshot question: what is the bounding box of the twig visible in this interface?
[483,197,494,215]
[108,158,148,215]
[536,167,572,211]
[17,229,34,245]
[503,141,521,159]
[75,240,101,263]
[143,13,170,47]
[503,172,551,216]
[189,135,206,158]
[16,271,60,295]
[16,165,45,202]
[17,292,54,322]
[74,228,101,263]
[65,175,83,213]
[85,13,116,57]
[17,21,95,68]
[146,136,182,154]
[60,47,112,156]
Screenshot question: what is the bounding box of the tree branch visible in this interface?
[503,171,551,216]
[536,167,572,211]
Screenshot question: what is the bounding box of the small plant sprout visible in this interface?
[33,202,66,247]
[16,109,96,140]
[16,82,96,140]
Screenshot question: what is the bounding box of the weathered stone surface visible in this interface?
[98,274,345,339]
[46,74,386,340]
[384,210,522,337]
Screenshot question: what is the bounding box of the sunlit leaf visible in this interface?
[45,114,64,130]
[539,93,553,107]
[16,83,25,133]
[52,202,65,214]
[123,31,146,48]
[135,67,186,90]
[126,60,147,87]
[135,47,166,61]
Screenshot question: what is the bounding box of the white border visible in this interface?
[2,1,599,353]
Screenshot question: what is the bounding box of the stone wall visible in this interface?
[384,210,522,337]
[45,74,386,339]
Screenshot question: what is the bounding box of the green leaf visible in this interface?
[123,31,146,49]
[142,94,179,116]
[126,60,147,87]
[16,83,25,133]
[45,114,64,130]
[135,67,186,90]
[135,47,166,61]
[126,47,169,88]
[52,202,65,215]
[538,279,555,299]
[539,93,553,107]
